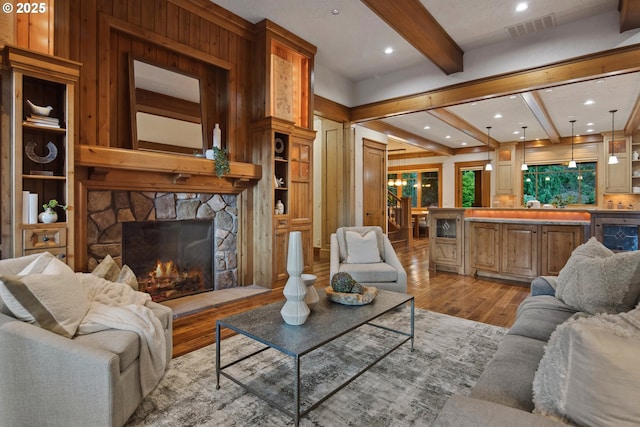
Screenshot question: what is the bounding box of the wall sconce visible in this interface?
[568,119,577,168]
[608,109,618,165]
[521,126,528,171]
[485,126,493,171]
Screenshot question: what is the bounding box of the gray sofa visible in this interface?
[434,276,575,426]
[0,254,173,427]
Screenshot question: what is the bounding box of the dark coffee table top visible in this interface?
[217,288,413,357]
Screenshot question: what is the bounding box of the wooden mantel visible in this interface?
[76,145,262,194]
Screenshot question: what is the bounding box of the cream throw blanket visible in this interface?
[75,273,167,396]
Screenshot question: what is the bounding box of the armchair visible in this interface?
[0,254,172,427]
[330,226,407,293]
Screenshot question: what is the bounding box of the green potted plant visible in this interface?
[40,199,67,223]
[213,146,231,178]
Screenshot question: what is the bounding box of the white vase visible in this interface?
[302,274,320,307]
[276,200,285,215]
[280,231,310,325]
[39,208,58,224]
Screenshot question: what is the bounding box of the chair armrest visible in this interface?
[330,233,340,281]
[0,313,119,426]
[382,235,407,292]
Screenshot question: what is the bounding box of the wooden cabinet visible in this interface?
[540,225,583,275]
[631,141,640,193]
[496,144,515,195]
[468,220,584,281]
[501,224,538,278]
[604,133,630,194]
[469,222,500,273]
[1,46,80,267]
[429,209,465,274]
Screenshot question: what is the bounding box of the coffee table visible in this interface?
[215,288,414,426]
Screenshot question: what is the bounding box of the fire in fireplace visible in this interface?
[122,219,214,302]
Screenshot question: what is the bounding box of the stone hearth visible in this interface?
[86,190,238,291]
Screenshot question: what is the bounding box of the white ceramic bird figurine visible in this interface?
[26,100,53,116]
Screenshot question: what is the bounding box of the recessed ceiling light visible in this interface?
[545,89,553,92]
[596,79,605,84]
[331,8,340,15]
[516,2,528,12]
[445,135,451,139]
[509,95,517,99]
[461,142,467,146]
[494,113,502,119]
[586,122,594,126]
[384,47,394,55]
[584,99,595,105]
[586,128,595,132]
[423,125,431,130]
[513,131,520,134]
[471,102,478,106]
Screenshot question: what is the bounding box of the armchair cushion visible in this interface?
[344,229,382,263]
[338,262,398,283]
[0,252,89,338]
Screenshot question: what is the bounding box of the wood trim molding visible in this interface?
[351,44,640,122]
[361,0,463,75]
[520,91,561,144]
[168,0,254,39]
[427,108,500,149]
[314,95,350,122]
[360,120,454,156]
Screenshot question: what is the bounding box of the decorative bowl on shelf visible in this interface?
[325,286,378,305]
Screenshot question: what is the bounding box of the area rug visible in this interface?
[126,308,507,426]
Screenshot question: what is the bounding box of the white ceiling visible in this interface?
[211,0,638,153]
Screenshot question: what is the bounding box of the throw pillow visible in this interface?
[533,305,640,426]
[92,254,139,290]
[0,252,89,338]
[344,230,382,264]
[556,237,640,314]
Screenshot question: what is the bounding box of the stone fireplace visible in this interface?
[86,190,238,301]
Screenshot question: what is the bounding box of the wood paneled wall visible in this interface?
[58,0,255,162]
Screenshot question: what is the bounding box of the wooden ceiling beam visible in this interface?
[620,0,640,32]
[521,91,561,144]
[427,108,500,149]
[624,92,640,135]
[360,120,455,156]
[351,45,640,122]
[360,0,463,75]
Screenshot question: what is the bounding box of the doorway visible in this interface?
[455,160,491,207]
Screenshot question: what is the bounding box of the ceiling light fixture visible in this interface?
[584,100,595,106]
[516,2,528,12]
[485,126,493,171]
[608,109,619,165]
[568,119,577,168]
[331,8,340,15]
[384,47,394,55]
[494,113,502,119]
[521,126,528,171]
[423,125,431,130]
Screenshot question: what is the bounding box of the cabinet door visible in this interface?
[501,224,538,278]
[429,213,463,271]
[541,225,582,275]
[470,222,500,272]
[604,135,630,193]
[496,147,514,195]
[273,227,289,281]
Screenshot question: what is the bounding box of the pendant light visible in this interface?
[608,109,618,165]
[568,119,577,168]
[521,126,528,171]
[484,126,493,171]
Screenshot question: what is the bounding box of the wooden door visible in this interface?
[470,222,500,273]
[320,118,345,254]
[362,139,386,228]
[501,224,538,278]
[541,225,582,275]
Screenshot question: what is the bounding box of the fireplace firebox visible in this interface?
[123,219,214,302]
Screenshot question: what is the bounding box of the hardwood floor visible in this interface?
[171,238,530,358]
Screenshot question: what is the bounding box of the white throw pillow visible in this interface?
[0,252,89,337]
[556,237,640,314]
[92,254,139,290]
[533,305,640,426]
[345,230,382,264]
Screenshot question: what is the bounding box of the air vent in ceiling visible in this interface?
[505,13,556,38]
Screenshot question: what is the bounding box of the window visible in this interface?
[388,171,439,208]
[522,162,596,206]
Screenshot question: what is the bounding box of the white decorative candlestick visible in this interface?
[302,274,320,308]
[280,231,310,325]
[213,123,221,149]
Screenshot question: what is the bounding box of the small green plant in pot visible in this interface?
[40,199,67,223]
[213,147,231,178]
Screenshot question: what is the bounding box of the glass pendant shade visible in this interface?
[485,126,493,171]
[568,119,577,168]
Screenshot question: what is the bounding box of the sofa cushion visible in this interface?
[470,334,546,412]
[508,296,578,342]
[344,229,382,263]
[0,253,89,338]
[338,261,398,283]
[337,226,385,262]
[556,237,640,314]
[92,254,139,290]
[533,305,640,426]
[73,328,140,372]
[530,276,557,296]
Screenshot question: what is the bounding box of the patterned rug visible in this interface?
[126,308,507,426]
